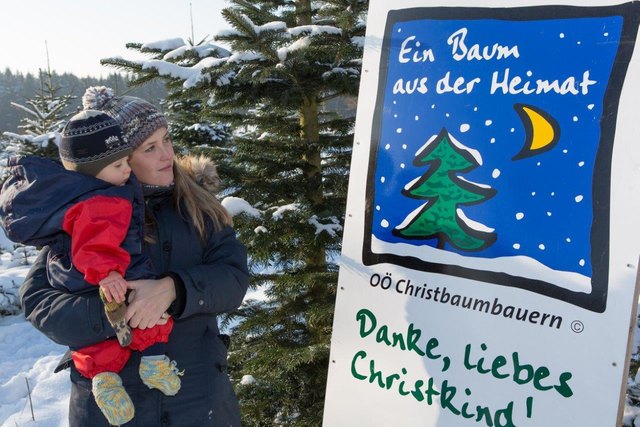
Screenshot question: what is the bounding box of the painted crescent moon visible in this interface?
[512,103,560,160]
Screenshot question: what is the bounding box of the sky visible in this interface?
[1,0,230,78]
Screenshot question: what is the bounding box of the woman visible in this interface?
[19,86,250,426]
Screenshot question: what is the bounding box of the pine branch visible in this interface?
[10,102,39,117]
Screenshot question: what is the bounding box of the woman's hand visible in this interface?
[125,277,176,329]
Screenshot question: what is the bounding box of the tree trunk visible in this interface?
[300,96,326,269]
[296,0,326,270]
[295,0,312,26]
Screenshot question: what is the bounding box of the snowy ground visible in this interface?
[0,234,70,427]
[0,233,639,426]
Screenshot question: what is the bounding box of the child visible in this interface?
[0,110,182,426]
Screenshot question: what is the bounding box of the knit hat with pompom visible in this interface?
[82,86,168,150]
[60,110,131,177]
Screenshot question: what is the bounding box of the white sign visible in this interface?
[324,1,640,426]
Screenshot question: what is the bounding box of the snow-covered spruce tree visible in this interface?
[102,1,366,424]
[2,68,75,158]
[103,37,233,166]
[165,97,232,157]
[209,3,366,423]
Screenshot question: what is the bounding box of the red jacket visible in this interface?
[62,195,133,285]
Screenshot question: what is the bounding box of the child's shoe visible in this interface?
[100,288,132,347]
[92,372,134,426]
[139,355,183,396]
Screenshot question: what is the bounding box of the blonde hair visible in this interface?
[172,156,233,239]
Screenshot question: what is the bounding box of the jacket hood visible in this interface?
[0,156,135,247]
[176,155,221,194]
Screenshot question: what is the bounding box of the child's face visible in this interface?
[95,157,131,186]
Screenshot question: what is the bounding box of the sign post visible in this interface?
[324,1,640,425]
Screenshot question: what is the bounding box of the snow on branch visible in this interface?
[321,67,360,79]
[48,100,61,110]
[277,36,312,62]
[222,196,262,218]
[193,43,230,58]
[184,123,229,142]
[256,21,288,34]
[227,52,266,63]
[271,203,301,220]
[163,46,191,61]
[217,16,288,38]
[287,25,342,37]
[275,25,343,63]
[308,215,342,237]
[3,131,60,148]
[10,102,41,118]
[163,43,231,61]
[351,36,365,47]
[216,28,242,38]
[142,38,187,51]
[216,71,235,86]
[142,57,228,88]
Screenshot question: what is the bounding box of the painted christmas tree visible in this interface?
[393,127,497,251]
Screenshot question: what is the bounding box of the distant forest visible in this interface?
[0,68,167,134]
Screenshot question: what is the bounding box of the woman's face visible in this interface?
[129,127,175,186]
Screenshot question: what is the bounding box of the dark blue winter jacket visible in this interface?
[0,156,154,293]
[18,157,250,426]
